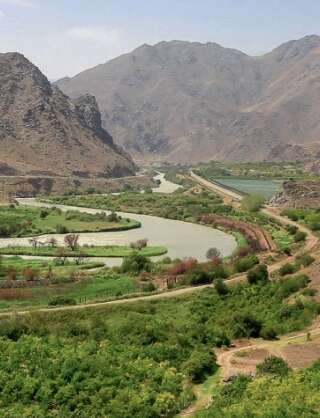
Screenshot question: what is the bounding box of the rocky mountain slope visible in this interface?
[57,35,320,163]
[0,53,135,177]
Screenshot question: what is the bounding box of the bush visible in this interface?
[247,264,269,284]
[55,224,69,234]
[210,264,229,280]
[39,209,49,219]
[257,356,290,377]
[279,263,298,277]
[182,347,217,383]
[48,297,77,307]
[260,326,278,340]
[234,255,259,273]
[241,194,265,212]
[287,225,298,235]
[186,267,212,285]
[215,278,229,295]
[302,288,317,297]
[279,274,310,298]
[233,314,262,338]
[121,252,152,274]
[295,254,315,267]
[220,374,252,401]
[294,231,307,243]
[167,258,197,276]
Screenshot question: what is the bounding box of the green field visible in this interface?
[0,256,103,281]
[0,245,168,258]
[0,206,140,237]
[0,270,139,311]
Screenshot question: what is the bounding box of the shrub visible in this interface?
[141,282,156,292]
[295,254,315,267]
[220,374,252,401]
[48,297,77,307]
[294,231,307,243]
[130,239,148,251]
[22,268,38,281]
[235,255,259,273]
[257,356,290,377]
[287,225,298,235]
[210,264,229,280]
[215,278,229,295]
[206,247,222,261]
[186,267,212,285]
[235,245,252,258]
[121,252,152,274]
[241,194,265,212]
[56,224,69,234]
[302,288,317,297]
[260,326,278,340]
[107,211,119,222]
[279,263,298,277]
[167,258,197,276]
[233,314,262,338]
[247,264,269,284]
[279,274,310,298]
[182,347,217,383]
[39,209,49,219]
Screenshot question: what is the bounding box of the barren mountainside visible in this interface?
[57,35,320,163]
[0,53,135,177]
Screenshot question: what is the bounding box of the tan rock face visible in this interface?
[57,35,320,163]
[0,53,135,178]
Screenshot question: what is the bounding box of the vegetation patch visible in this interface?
[0,205,140,237]
[0,275,318,417]
[0,244,168,258]
[195,361,320,417]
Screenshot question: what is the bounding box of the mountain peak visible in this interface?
[0,52,135,177]
[267,34,320,62]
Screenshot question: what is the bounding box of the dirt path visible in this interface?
[217,326,320,381]
[189,171,243,201]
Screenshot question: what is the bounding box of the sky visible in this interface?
[0,0,319,80]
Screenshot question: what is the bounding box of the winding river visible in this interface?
[0,174,237,266]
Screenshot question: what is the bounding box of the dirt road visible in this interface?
[217,326,320,381]
[190,171,243,201]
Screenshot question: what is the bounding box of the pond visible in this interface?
[214,178,282,199]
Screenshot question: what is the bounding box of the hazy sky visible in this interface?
[0,0,319,79]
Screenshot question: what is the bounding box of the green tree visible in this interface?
[256,356,290,377]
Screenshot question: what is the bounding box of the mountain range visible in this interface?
[56,35,320,163]
[0,53,135,178]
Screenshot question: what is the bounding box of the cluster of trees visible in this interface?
[283,208,320,232]
[196,359,320,417]
[241,194,266,213]
[0,273,317,417]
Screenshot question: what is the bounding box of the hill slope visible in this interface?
[57,35,320,163]
[0,53,135,177]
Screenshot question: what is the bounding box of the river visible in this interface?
[152,172,182,194]
[1,198,237,266]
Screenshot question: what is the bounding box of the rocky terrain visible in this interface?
[270,180,320,208]
[57,35,320,164]
[0,53,135,178]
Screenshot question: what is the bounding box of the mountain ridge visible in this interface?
[56,34,320,163]
[0,52,135,177]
